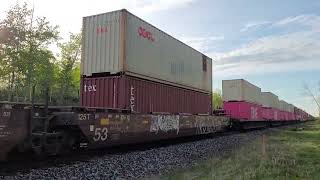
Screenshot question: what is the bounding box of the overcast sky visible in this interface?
[1,0,319,115]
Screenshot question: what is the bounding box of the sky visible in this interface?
[0,0,319,116]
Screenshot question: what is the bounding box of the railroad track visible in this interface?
[0,129,239,176]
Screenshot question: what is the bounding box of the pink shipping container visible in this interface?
[262,107,273,120]
[295,108,309,121]
[273,109,296,121]
[286,112,294,121]
[80,75,211,114]
[289,112,294,120]
[279,111,289,121]
[278,111,284,121]
[285,112,290,121]
[223,101,263,121]
[273,108,280,121]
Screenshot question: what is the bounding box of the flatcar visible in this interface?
[0,101,229,161]
[0,99,313,161]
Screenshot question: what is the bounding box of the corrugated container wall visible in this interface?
[222,79,261,104]
[274,99,280,109]
[82,11,121,75]
[223,101,263,121]
[279,100,287,111]
[81,9,212,93]
[80,75,212,114]
[260,92,279,108]
[288,104,294,113]
[273,109,280,120]
[284,102,290,112]
[262,107,274,120]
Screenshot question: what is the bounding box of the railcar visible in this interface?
[0,99,313,161]
[0,101,229,161]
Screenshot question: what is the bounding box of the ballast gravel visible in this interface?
[1,130,266,180]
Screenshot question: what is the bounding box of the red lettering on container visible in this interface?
[138,26,155,42]
[96,27,108,34]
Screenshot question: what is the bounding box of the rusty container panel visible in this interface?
[80,75,212,114]
[81,10,122,76]
[80,76,121,109]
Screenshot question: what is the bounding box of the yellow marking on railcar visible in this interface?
[100,118,110,126]
[142,119,149,124]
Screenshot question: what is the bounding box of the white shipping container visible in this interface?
[288,104,295,113]
[279,100,288,111]
[274,99,280,109]
[284,102,289,112]
[260,92,279,108]
[286,102,291,112]
[81,9,212,92]
[222,79,261,104]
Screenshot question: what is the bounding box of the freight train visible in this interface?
[0,9,313,161]
[222,79,313,129]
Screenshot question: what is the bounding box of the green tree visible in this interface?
[23,11,59,101]
[212,90,223,110]
[56,33,81,105]
[0,2,59,102]
[0,2,31,100]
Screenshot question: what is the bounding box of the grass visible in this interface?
[159,120,320,180]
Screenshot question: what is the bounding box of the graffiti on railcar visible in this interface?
[178,116,193,128]
[121,115,130,132]
[195,116,215,134]
[194,116,228,135]
[150,115,180,134]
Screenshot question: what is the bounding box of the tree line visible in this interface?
[0,2,80,105]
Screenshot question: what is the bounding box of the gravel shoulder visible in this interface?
[0,128,277,180]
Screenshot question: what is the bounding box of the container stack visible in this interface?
[80,9,212,114]
[260,92,279,109]
[223,79,306,121]
[222,79,262,120]
[222,79,261,104]
[259,92,279,120]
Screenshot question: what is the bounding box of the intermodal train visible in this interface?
[0,9,313,161]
